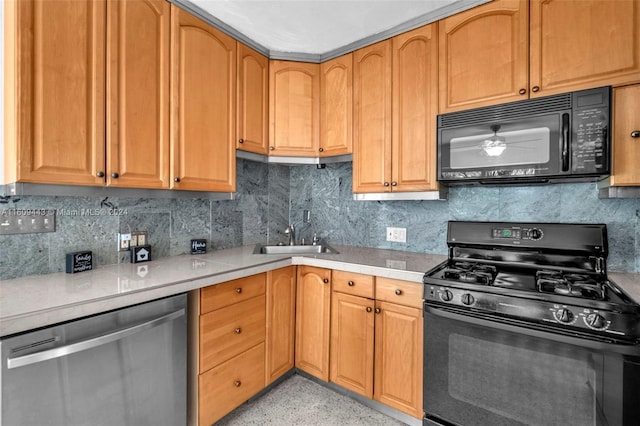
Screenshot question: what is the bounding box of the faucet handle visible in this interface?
[312,233,320,245]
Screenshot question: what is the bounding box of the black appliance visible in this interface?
[422,221,640,426]
[437,87,611,185]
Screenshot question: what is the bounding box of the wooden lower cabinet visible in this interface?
[265,266,297,384]
[199,342,265,426]
[295,266,332,381]
[374,300,423,419]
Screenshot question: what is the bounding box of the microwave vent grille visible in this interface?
[438,93,572,128]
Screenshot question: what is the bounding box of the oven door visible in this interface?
[438,113,568,183]
[423,304,640,426]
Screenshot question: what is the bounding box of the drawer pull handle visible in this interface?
[395,289,402,295]
[323,278,329,284]
[234,380,242,387]
[532,86,540,93]
[96,171,105,178]
[235,288,242,294]
[235,328,242,334]
[631,130,640,138]
[375,308,381,314]
[348,281,354,286]
[519,88,526,95]
[366,307,372,313]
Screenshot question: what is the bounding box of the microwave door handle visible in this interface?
[6,308,185,369]
[561,113,570,172]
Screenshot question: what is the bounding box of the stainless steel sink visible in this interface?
[253,243,339,255]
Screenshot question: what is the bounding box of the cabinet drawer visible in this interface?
[200,295,266,373]
[201,273,266,314]
[375,278,422,309]
[332,270,375,298]
[199,342,265,426]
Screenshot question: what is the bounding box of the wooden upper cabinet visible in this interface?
[353,40,393,193]
[530,0,640,97]
[610,84,640,186]
[320,54,353,157]
[392,24,439,191]
[237,43,269,155]
[170,5,236,192]
[107,0,170,188]
[295,266,331,381]
[269,60,320,156]
[5,0,106,186]
[438,0,529,113]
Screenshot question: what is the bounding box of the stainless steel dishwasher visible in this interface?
[0,293,187,426]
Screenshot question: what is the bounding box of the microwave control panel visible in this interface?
[572,89,610,174]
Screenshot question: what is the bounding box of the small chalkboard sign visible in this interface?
[66,251,93,274]
[191,239,207,254]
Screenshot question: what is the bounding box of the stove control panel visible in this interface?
[492,226,544,241]
[424,284,636,338]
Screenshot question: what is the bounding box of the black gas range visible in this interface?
[423,221,640,342]
[422,222,640,426]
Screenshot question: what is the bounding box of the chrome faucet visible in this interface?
[284,224,296,245]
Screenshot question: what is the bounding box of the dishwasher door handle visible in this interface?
[7,308,185,369]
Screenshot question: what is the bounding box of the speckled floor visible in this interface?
[216,374,407,425]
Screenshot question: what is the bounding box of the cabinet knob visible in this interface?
[111,172,119,179]
[531,86,540,93]
[384,182,390,187]
[239,138,244,144]
[348,281,354,286]
[235,287,242,294]
[96,171,105,178]
[319,147,324,152]
[366,307,372,313]
[391,181,397,187]
[375,308,381,314]
[234,380,241,387]
[174,177,180,183]
[235,328,242,334]
[519,88,526,95]
[631,130,640,138]
[395,289,402,295]
[323,278,329,284]
[269,146,275,151]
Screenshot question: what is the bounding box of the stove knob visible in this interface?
[440,289,454,302]
[556,308,574,323]
[586,313,606,329]
[529,228,543,240]
[462,293,475,305]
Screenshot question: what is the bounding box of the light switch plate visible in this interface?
[386,227,407,243]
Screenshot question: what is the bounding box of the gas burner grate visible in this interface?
[536,270,606,300]
[442,261,497,285]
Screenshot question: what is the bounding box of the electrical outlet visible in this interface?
[117,233,131,251]
[386,227,407,243]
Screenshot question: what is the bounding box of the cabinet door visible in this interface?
[7,0,106,185]
[295,266,331,381]
[330,292,375,398]
[107,0,170,188]
[438,0,528,112]
[392,24,439,192]
[610,84,640,186]
[237,42,269,154]
[269,61,320,156]
[353,40,392,193]
[320,53,353,157]
[266,266,296,384]
[170,6,236,192]
[374,301,423,419]
[530,0,640,97]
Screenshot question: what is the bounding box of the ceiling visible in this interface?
[186,0,486,56]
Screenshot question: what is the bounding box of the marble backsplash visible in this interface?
[2,159,639,280]
[0,159,290,280]
[290,163,640,274]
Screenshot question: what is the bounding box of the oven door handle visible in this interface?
[424,304,640,356]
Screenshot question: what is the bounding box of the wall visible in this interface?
[290,163,640,273]
[2,159,639,280]
[0,160,290,280]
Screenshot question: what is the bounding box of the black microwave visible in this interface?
[437,86,611,185]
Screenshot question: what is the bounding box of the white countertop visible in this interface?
[2,245,638,338]
[0,245,446,337]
